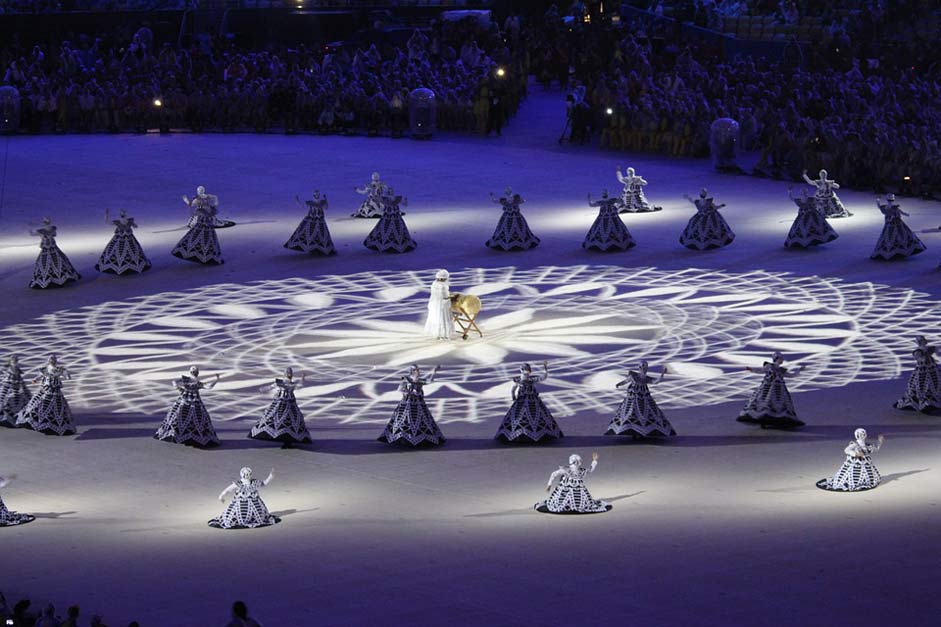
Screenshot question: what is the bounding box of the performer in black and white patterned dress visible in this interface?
[0,355,31,428]
[894,335,941,413]
[363,188,417,253]
[605,361,675,438]
[495,362,563,443]
[96,210,152,274]
[803,169,851,218]
[183,186,235,228]
[15,355,75,436]
[378,364,445,447]
[485,187,540,251]
[535,452,611,514]
[155,366,221,448]
[582,190,636,252]
[737,352,804,428]
[616,165,661,213]
[352,171,388,218]
[870,194,926,260]
[679,189,735,250]
[284,191,337,256]
[28,217,81,289]
[249,368,312,447]
[209,467,280,529]
[0,474,35,527]
[784,188,839,249]
[172,192,225,265]
[816,429,884,491]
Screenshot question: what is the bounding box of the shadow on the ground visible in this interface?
[603,491,646,503]
[75,428,160,441]
[880,468,930,485]
[31,511,77,519]
[270,508,319,518]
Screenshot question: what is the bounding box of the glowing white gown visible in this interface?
[423,280,453,339]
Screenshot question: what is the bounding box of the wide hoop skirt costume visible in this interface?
[535,459,611,514]
[352,174,388,218]
[495,374,562,443]
[605,371,675,438]
[784,194,838,248]
[680,193,735,250]
[284,194,336,256]
[171,200,224,265]
[364,194,416,253]
[249,377,312,444]
[816,432,882,492]
[96,212,152,274]
[803,171,851,218]
[208,478,281,529]
[0,483,35,527]
[737,360,804,428]
[0,360,31,428]
[616,168,661,213]
[15,363,75,436]
[582,195,636,252]
[28,220,81,289]
[870,198,926,260]
[485,192,540,251]
[894,342,941,413]
[155,375,220,448]
[378,375,445,447]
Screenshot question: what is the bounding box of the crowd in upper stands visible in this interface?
[0,15,528,137]
[0,1,191,12]
[559,1,941,193]
[1,1,939,193]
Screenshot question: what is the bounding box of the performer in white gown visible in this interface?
[423,269,453,340]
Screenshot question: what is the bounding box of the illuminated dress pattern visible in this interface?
[0,361,31,428]
[494,372,563,443]
[486,192,540,251]
[895,343,941,413]
[737,360,804,428]
[679,193,735,250]
[364,193,417,253]
[784,193,838,248]
[96,212,152,274]
[816,432,882,491]
[155,375,220,448]
[29,220,81,289]
[171,198,224,265]
[605,370,675,438]
[352,174,388,218]
[803,170,851,218]
[582,194,636,252]
[249,378,312,444]
[870,198,926,260]
[208,477,281,529]
[617,167,661,213]
[284,195,336,256]
[535,457,611,514]
[15,364,75,436]
[378,375,445,447]
[0,478,35,527]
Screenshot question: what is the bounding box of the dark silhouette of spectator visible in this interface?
[224,601,262,627]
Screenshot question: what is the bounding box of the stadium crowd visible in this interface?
[0,16,528,136]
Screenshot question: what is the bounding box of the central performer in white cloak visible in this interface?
[423,269,453,340]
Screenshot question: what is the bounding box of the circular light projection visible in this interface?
[3,265,938,425]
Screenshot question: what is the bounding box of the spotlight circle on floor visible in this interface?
[3,265,939,425]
